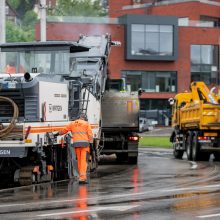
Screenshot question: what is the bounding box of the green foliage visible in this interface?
[6,0,106,42]
[6,1,38,42]
[7,0,20,9]
[8,0,35,18]
[23,10,38,27]
[6,21,34,42]
[139,136,172,148]
[53,0,106,17]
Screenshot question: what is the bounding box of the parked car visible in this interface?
[139,117,157,132]
[139,117,149,132]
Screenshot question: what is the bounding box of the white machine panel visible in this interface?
[39,81,69,121]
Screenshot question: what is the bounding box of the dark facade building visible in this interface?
[36,0,220,125]
[6,0,21,25]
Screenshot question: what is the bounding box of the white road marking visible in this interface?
[197,213,220,218]
[37,205,139,217]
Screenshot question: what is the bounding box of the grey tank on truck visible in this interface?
[101,89,139,164]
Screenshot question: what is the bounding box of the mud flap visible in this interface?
[90,146,98,172]
[66,135,78,179]
[86,151,90,182]
[68,145,78,179]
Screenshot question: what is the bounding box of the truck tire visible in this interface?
[214,152,220,161]
[186,133,192,160]
[199,152,210,161]
[128,156,138,164]
[192,133,200,161]
[173,134,184,159]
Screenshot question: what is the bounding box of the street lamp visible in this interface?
[39,0,47,42]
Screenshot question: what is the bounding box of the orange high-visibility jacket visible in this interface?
[61,119,93,147]
[4,65,16,74]
[4,65,25,74]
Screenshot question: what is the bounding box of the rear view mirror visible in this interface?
[168,98,175,106]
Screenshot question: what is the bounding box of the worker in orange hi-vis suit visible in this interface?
[4,61,25,74]
[55,113,93,184]
[4,64,16,74]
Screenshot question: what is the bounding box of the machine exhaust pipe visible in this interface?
[24,72,33,82]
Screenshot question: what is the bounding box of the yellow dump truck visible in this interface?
[169,81,220,161]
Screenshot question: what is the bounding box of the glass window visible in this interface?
[160,27,173,55]
[122,71,177,93]
[0,50,71,75]
[69,57,100,77]
[201,45,212,64]
[191,45,201,64]
[140,99,170,110]
[200,16,220,27]
[126,73,141,91]
[131,24,174,57]
[191,45,219,85]
[142,72,155,91]
[146,25,159,55]
[191,72,218,85]
[131,24,145,55]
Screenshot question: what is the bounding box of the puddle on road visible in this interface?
[171,189,220,211]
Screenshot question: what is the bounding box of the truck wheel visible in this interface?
[173,134,184,159]
[173,149,184,159]
[128,156,138,164]
[186,134,192,160]
[199,152,210,161]
[192,133,200,161]
[214,152,220,161]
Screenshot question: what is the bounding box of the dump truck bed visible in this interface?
[179,102,220,130]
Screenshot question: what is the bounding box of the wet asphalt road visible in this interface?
[1,148,220,219]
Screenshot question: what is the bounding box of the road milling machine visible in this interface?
[0,35,116,185]
[170,81,220,161]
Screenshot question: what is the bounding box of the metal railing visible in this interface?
[47,16,118,24]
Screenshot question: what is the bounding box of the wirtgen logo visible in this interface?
[49,104,62,113]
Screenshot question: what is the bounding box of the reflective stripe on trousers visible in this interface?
[75,147,90,181]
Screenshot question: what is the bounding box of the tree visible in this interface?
[8,0,36,19]
[7,0,38,42]
[6,21,34,42]
[53,0,106,17]
[23,10,38,27]
[7,0,20,9]
[6,0,106,42]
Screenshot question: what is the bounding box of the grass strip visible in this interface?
[139,136,172,148]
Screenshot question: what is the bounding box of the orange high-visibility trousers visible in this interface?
[75,147,90,181]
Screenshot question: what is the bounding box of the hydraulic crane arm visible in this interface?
[190,81,218,104]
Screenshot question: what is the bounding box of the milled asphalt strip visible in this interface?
[1,184,220,208]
